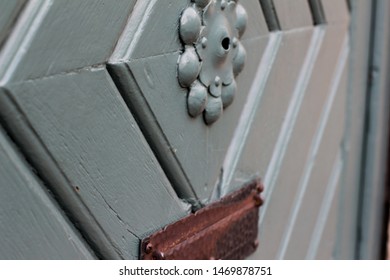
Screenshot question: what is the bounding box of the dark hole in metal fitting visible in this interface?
[140,178,264,260]
[222,37,230,50]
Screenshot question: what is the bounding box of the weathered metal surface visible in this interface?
[178,0,247,125]
[141,178,264,260]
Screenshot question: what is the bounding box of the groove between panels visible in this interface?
[219,32,282,198]
[260,26,326,224]
[276,37,349,259]
[306,151,343,259]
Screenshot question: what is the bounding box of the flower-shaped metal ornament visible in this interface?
[178,0,247,125]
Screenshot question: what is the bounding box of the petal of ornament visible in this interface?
[209,76,222,98]
[204,96,223,125]
[233,42,246,76]
[235,3,248,38]
[178,47,201,87]
[180,7,202,45]
[188,81,208,117]
[221,80,237,108]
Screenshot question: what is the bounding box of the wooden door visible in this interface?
[0,0,388,259]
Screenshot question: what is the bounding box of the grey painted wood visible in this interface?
[0,0,136,84]
[358,0,390,260]
[0,0,26,48]
[320,0,350,24]
[307,0,326,25]
[275,31,347,260]
[0,68,190,259]
[311,176,341,259]
[110,0,187,62]
[109,0,269,203]
[272,0,313,30]
[242,5,349,258]
[0,126,95,260]
[284,64,348,259]
[242,0,269,38]
[336,0,372,260]
[241,29,317,259]
[0,0,371,261]
[259,0,281,30]
[230,29,314,194]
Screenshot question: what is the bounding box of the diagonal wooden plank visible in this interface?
[109,0,269,202]
[283,54,348,259]
[0,0,26,48]
[0,126,95,260]
[0,68,190,259]
[0,0,136,84]
[320,0,350,24]
[272,0,313,30]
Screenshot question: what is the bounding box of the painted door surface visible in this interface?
[0,0,387,259]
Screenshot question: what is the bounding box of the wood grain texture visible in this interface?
[0,0,136,83]
[0,68,190,259]
[109,0,269,202]
[0,0,26,48]
[0,126,95,260]
[272,0,313,30]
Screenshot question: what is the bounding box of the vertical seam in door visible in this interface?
[260,26,326,224]
[354,0,377,259]
[356,0,390,259]
[276,37,349,259]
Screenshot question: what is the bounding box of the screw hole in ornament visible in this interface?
[221,37,230,51]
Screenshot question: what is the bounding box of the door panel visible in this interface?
[0,0,136,83]
[1,0,384,260]
[272,0,313,30]
[228,30,313,193]
[321,0,350,24]
[238,0,349,259]
[283,67,348,259]
[0,126,95,259]
[0,69,190,259]
[306,176,342,260]
[0,0,26,47]
[108,0,269,202]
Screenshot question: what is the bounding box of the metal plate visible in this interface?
[140,178,264,260]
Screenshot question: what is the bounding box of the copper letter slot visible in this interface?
[140,178,264,260]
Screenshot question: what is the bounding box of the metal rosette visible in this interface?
[178,0,247,125]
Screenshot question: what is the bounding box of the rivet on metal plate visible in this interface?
[140,178,264,260]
